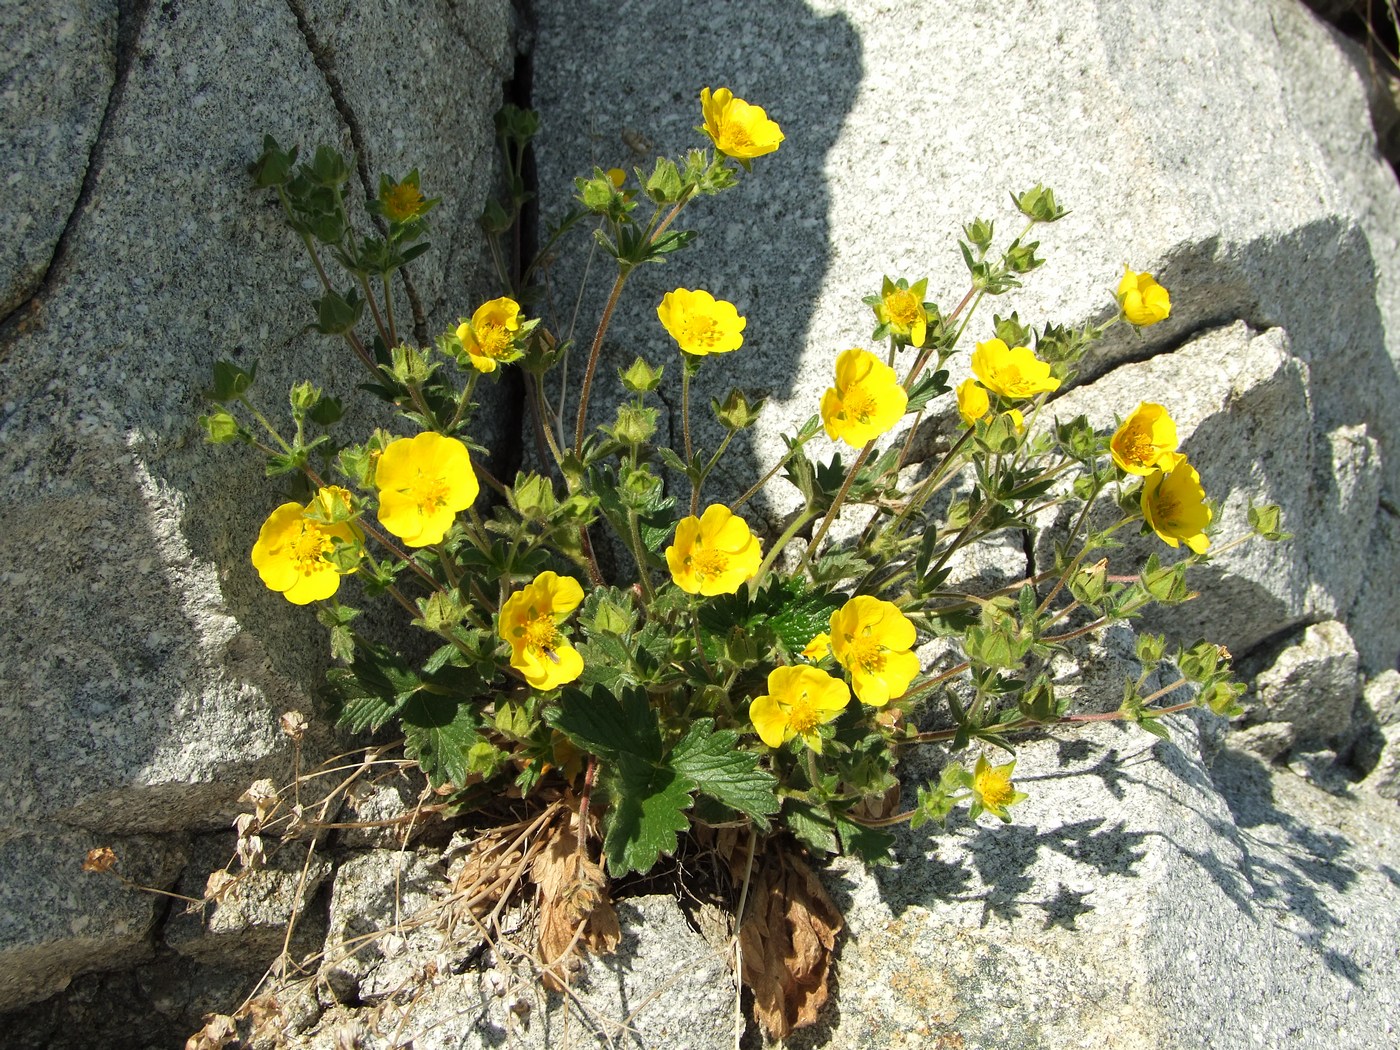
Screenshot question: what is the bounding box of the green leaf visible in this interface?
[833,810,895,866]
[905,369,951,414]
[399,692,482,789]
[547,685,662,764]
[324,646,423,732]
[670,719,778,828]
[783,799,839,856]
[600,755,694,875]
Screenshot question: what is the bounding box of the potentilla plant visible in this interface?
[202,87,1285,1034]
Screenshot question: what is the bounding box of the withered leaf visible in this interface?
[736,842,843,1039]
[532,814,621,990]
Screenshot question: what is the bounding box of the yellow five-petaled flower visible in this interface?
[375,432,480,547]
[251,486,363,605]
[970,338,1061,401]
[1141,460,1212,554]
[656,288,746,357]
[970,755,1028,822]
[1110,402,1184,476]
[700,87,784,161]
[1117,267,1171,327]
[875,277,929,347]
[829,595,921,707]
[457,297,524,373]
[499,571,586,690]
[666,504,764,596]
[821,348,909,447]
[749,664,850,753]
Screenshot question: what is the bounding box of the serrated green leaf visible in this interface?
[601,754,695,875]
[578,634,637,690]
[783,798,839,856]
[548,685,662,764]
[833,810,896,866]
[670,719,778,828]
[400,692,482,789]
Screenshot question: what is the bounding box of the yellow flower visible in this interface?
[1110,402,1184,476]
[749,665,850,753]
[656,288,746,356]
[251,489,363,605]
[1117,267,1171,327]
[1141,460,1212,554]
[829,595,921,707]
[499,571,585,690]
[606,167,626,189]
[874,277,928,346]
[382,180,426,224]
[971,755,1028,821]
[375,432,479,547]
[956,378,991,426]
[700,87,785,161]
[666,504,764,596]
[801,632,831,661]
[970,338,1061,400]
[456,297,523,373]
[821,348,909,447]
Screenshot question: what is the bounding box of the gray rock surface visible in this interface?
[0,0,513,1012]
[790,722,1400,1050]
[0,0,116,317]
[1238,620,1361,750]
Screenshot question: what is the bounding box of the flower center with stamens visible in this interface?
[1123,428,1156,468]
[689,548,730,583]
[845,384,880,423]
[290,523,331,576]
[521,608,560,654]
[477,324,512,360]
[884,289,921,327]
[682,315,720,350]
[976,766,1014,809]
[787,694,820,735]
[847,634,886,675]
[411,472,452,517]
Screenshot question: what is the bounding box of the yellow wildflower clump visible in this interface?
[1117,267,1171,327]
[749,664,850,753]
[700,87,785,161]
[821,348,909,447]
[656,288,746,356]
[666,504,763,596]
[1141,460,1212,554]
[499,571,585,690]
[829,595,921,707]
[970,755,1028,821]
[375,432,479,547]
[457,297,524,373]
[1111,402,1184,476]
[252,486,363,605]
[970,338,1061,401]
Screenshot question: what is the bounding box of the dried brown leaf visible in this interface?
[532,815,620,990]
[185,1013,238,1050]
[82,846,118,874]
[737,843,843,1040]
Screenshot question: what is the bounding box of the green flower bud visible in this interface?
[619,356,664,393]
[290,380,322,414]
[511,472,557,521]
[1012,183,1067,223]
[200,409,243,444]
[963,217,994,251]
[712,388,765,430]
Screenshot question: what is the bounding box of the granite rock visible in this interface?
[0,0,513,1011]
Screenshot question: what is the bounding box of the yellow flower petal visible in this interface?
[821,348,908,447]
[700,86,784,160]
[1117,267,1171,327]
[1141,460,1212,553]
[1110,402,1182,476]
[657,288,746,356]
[665,504,763,595]
[956,378,991,426]
[970,338,1061,401]
[829,595,920,707]
[375,432,479,547]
